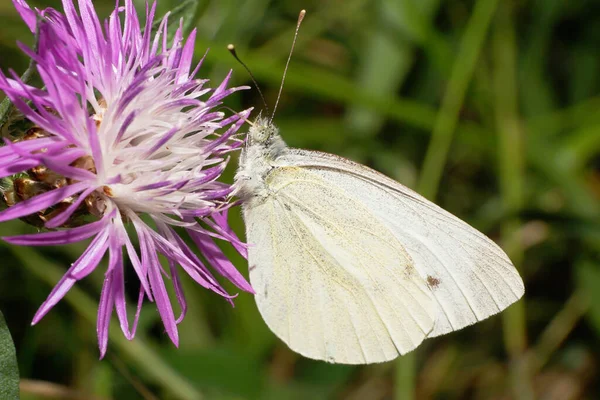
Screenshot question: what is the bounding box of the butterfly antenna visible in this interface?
[270,9,306,123]
[227,44,269,116]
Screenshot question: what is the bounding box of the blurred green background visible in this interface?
[1,0,600,399]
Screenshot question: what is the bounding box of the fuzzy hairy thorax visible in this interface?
[234,118,288,205]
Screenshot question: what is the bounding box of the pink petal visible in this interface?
[0,159,39,179]
[137,223,179,346]
[189,229,254,293]
[4,216,108,246]
[0,181,88,223]
[12,0,37,32]
[97,270,115,359]
[0,137,56,161]
[110,237,132,339]
[45,186,96,228]
[167,258,187,324]
[32,227,110,324]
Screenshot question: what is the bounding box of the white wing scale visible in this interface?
[274,149,525,338]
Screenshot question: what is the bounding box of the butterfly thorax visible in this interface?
[234,119,287,206]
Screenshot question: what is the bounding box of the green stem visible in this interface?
[417,0,500,200]
[7,245,203,400]
[395,0,500,397]
[492,4,532,399]
[527,290,589,374]
[395,352,416,400]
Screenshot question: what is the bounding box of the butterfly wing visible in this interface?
[244,166,436,364]
[275,149,524,338]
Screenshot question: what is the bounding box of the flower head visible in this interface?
[0,0,252,356]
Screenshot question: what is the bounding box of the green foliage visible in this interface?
[0,310,20,400]
[1,0,600,399]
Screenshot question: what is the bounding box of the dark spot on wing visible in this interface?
[427,275,440,289]
[249,265,257,272]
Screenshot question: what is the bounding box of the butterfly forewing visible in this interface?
[275,149,525,337]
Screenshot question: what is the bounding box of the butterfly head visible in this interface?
[248,117,279,145]
[243,116,287,163]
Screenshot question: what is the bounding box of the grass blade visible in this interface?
[417,0,500,200]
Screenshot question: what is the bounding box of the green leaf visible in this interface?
[142,0,204,42]
[0,43,36,132]
[168,0,205,38]
[0,54,37,131]
[0,15,41,136]
[0,310,20,400]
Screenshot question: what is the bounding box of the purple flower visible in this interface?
[0,0,253,356]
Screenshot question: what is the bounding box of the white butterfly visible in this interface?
[234,117,524,365]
